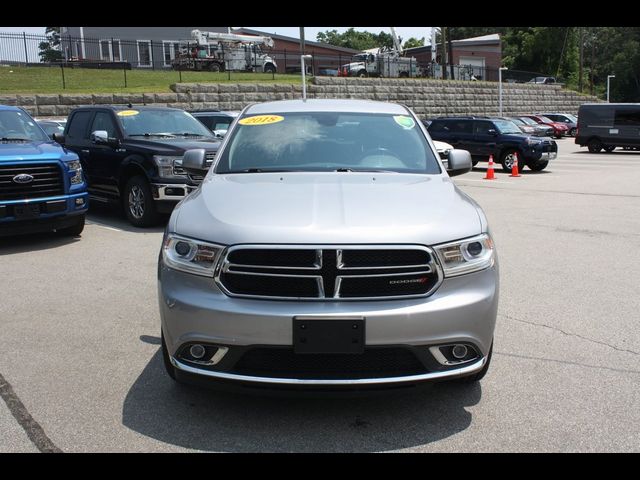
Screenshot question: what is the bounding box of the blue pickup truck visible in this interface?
[0,105,88,237]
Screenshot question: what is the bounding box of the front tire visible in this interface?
[123,176,160,227]
[500,149,522,173]
[57,214,85,236]
[264,64,276,74]
[528,160,549,171]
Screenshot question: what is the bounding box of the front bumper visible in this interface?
[158,263,499,387]
[151,183,197,201]
[0,192,88,236]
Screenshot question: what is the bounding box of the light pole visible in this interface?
[607,74,615,102]
[499,67,508,116]
[301,54,312,100]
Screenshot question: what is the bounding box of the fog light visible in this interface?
[75,198,85,206]
[452,344,468,359]
[189,344,206,359]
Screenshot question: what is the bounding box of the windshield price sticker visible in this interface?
[393,115,415,129]
[117,110,140,117]
[238,115,284,126]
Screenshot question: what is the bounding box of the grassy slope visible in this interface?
[0,66,305,94]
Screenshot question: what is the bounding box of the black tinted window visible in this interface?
[614,109,640,126]
[448,120,472,134]
[91,112,118,138]
[67,111,93,139]
[427,120,447,132]
[474,121,495,135]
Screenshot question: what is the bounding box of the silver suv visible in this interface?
[158,99,499,390]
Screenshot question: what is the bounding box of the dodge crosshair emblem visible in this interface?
[12,174,34,184]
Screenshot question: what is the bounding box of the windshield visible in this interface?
[509,118,525,126]
[0,110,49,142]
[537,116,554,123]
[215,111,441,174]
[493,119,523,135]
[117,109,214,138]
[519,117,538,126]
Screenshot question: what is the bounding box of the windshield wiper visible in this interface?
[128,133,176,138]
[1,137,31,142]
[226,168,297,173]
[169,132,208,137]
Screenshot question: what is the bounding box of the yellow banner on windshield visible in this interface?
[117,110,140,117]
[238,115,284,126]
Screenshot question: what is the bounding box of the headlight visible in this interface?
[66,160,84,185]
[162,233,223,276]
[153,155,185,179]
[434,233,495,277]
[525,137,541,146]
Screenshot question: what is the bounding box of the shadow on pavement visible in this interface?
[122,349,482,452]
[0,230,81,254]
[86,203,168,234]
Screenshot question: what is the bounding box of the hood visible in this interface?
[175,172,483,246]
[0,140,75,161]
[124,137,220,154]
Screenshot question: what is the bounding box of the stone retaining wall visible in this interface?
[0,77,601,118]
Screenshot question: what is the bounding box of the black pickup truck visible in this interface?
[55,106,220,226]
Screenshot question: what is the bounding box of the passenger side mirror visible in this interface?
[447,149,473,177]
[52,132,65,145]
[182,148,208,175]
[487,129,498,136]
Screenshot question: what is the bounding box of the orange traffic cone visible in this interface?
[509,152,522,177]
[484,155,496,180]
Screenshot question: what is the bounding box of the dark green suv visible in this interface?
[428,117,558,172]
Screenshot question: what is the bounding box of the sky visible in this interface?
[1,26,436,43]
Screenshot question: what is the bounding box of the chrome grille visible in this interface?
[215,245,442,300]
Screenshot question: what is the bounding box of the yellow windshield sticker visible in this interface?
[393,115,415,129]
[117,110,140,117]
[238,115,284,126]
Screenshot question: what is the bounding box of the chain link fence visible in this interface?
[1,31,560,90]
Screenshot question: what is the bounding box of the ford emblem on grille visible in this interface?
[12,173,34,184]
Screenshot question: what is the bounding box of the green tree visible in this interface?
[403,37,425,49]
[38,27,62,63]
[316,28,394,51]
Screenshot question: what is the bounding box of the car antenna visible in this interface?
[128,103,133,108]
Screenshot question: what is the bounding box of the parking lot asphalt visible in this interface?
[1,138,639,452]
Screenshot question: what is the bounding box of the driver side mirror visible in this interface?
[447,149,473,177]
[91,130,119,148]
[487,129,498,136]
[182,148,209,175]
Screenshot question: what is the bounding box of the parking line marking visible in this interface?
[86,221,126,233]
[0,372,62,453]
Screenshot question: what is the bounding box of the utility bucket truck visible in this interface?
[172,30,278,73]
[338,27,421,78]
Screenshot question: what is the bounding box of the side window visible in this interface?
[91,112,118,138]
[448,120,472,134]
[474,121,495,135]
[427,120,446,132]
[195,115,216,131]
[614,109,640,127]
[67,111,93,140]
